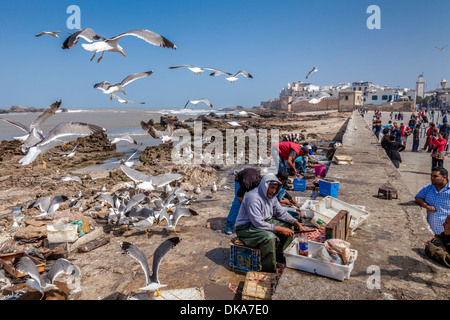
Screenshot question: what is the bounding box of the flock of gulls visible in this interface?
[2,24,318,300]
[0,25,249,300]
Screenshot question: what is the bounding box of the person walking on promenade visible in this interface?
[381,135,405,168]
[415,167,450,235]
[430,132,447,169]
[399,123,412,147]
[424,123,439,152]
[412,124,420,152]
[439,120,450,151]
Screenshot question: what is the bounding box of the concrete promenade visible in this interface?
[273,110,449,300]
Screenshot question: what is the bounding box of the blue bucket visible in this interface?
[293,179,307,192]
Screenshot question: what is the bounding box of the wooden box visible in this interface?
[242,271,279,300]
[325,210,350,241]
[0,252,46,278]
[229,237,261,273]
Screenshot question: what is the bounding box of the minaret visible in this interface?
[416,74,425,99]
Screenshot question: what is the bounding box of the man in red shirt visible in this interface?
[399,123,412,147]
[424,123,439,152]
[271,141,309,176]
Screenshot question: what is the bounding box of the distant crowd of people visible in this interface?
[360,108,450,268]
[364,109,449,170]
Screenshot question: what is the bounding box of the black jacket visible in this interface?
[381,140,405,162]
[235,168,263,198]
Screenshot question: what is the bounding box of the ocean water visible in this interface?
[0,107,235,153]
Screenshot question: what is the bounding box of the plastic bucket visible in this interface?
[314,164,327,177]
[293,179,307,191]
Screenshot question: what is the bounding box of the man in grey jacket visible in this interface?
[235,174,306,272]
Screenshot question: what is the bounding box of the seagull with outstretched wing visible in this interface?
[169,64,223,75]
[13,256,80,299]
[19,121,105,167]
[94,71,153,100]
[140,120,174,143]
[63,28,176,63]
[159,207,198,234]
[209,70,253,83]
[120,238,181,297]
[184,98,213,109]
[306,66,318,79]
[36,31,71,38]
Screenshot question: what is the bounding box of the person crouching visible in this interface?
[235,174,306,272]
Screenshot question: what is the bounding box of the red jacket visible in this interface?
[275,141,301,160]
[431,138,447,153]
[427,127,438,137]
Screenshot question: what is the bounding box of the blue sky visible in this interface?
[1,0,450,110]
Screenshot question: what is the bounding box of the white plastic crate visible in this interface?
[310,196,370,235]
[300,200,319,218]
[283,238,358,281]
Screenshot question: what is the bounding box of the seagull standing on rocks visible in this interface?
[193,184,201,195]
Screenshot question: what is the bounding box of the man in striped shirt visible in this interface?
[415,167,450,234]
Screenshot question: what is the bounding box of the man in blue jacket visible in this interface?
[235,174,306,272]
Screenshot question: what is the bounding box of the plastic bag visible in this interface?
[325,239,351,265]
[312,245,333,263]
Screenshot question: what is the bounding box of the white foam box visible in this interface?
[283,238,358,281]
[300,200,319,218]
[310,196,370,235]
[46,223,78,243]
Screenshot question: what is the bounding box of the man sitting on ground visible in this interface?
[425,215,450,268]
[235,174,306,272]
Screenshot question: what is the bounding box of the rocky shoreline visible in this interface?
[0,109,350,300]
[0,106,69,114]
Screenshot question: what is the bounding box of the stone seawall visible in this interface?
[273,110,449,300]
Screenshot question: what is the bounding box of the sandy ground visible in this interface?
[0,109,349,300]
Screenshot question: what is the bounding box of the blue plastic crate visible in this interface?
[319,179,339,198]
[230,242,262,273]
[293,179,307,191]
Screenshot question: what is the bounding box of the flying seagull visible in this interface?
[435,45,448,51]
[36,31,71,38]
[110,134,138,145]
[168,65,222,75]
[12,256,80,299]
[116,97,145,105]
[306,66,318,79]
[120,238,181,297]
[62,28,177,63]
[159,207,198,234]
[184,98,213,109]
[141,120,174,143]
[120,164,182,191]
[0,100,61,153]
[19,121,105,167]
[209,70,253,83]
[94,71,153,100]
